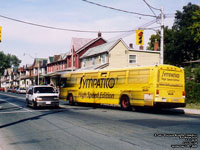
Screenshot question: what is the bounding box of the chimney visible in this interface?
[154,39,159,51]
[98,32,102,37]
[139,45,144,50]
[129,43,133,49]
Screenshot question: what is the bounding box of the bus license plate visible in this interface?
[46,101,51,104]
[162,98,166,102]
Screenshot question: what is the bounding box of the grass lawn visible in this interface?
[186,103,200,110]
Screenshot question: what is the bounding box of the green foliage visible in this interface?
[193,65,200,82]
[185,80,200,104]
[147,33,160,50]
[185,64,200,104]
[0,51,21,75]
[190,9,200,44]
[147,3,200,66]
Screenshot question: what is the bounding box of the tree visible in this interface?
[0,51,21,75]
[190,9,200,44]
[147,3,200,66]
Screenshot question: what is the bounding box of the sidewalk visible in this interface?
[178,108,200,115]
[167,107,200,115]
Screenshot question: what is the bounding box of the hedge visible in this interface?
[185,80,200,104]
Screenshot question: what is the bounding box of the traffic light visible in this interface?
[0,26,2,42]
[136,30,144,45]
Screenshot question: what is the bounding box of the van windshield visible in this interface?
[34,87,55,93]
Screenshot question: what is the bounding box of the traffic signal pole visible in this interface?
[160,7,164,64]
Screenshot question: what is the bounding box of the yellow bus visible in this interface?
[60,65,185,110]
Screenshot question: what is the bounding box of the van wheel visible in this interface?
[120,95,131,110]
[68,94,74,106]
[26,99,29,107]
[32,100,37,109]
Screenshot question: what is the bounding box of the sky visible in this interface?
[0,0,199,66]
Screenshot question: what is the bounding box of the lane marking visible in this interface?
[0,109,56,114]
[0,93,65,114]
[0,111,30,114]
[0,93,25,100]
[0,98,32,112]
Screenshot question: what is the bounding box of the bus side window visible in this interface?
[60,78,67,88]
[117,75,125,84]
[101,72,107,77]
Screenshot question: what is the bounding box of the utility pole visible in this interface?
[71,46,74,72]
[160,7,164,64]
[38,61,40,85]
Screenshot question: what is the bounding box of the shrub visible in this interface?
[185,80,200,104]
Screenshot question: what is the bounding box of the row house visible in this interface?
[0,67,20,89]
[19,65,31,88]
[0,33,106,89]
[17,58,47,88]
[32,58,48,85]
[46,33,106,86]
[0,68,13,88]
[79,39,160,70]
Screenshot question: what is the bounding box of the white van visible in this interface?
[26,85,59,108]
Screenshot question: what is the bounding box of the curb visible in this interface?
[178,108,200,115]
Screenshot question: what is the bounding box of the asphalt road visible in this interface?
[0,92,199,150]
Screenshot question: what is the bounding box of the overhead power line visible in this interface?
[142,0,161,11]
[143,0,158,17]
[0,14,140,33]
[108,19,158,41]
[82,0,156,18]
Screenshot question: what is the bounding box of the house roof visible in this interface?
[75,63,109,72]
[48,56,54,63]
[128,49,160,54]
[72,37,93,52]
[71,37,107,54]
[33,58,48,68]
[80,39,120,59]
[81,38,160,59]
[53,55,60,62]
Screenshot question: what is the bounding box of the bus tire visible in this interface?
[68,94,74,106]
[120,95,131,111]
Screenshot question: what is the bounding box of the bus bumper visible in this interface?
[154,102,186,108]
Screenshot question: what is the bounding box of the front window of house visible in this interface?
[101,54,107,64]
[129,55,137,64]
[82,59,86,68]
[33,69,37,75]
[92,57,95,65]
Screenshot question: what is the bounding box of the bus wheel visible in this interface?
[120,95,131,110]
[68,94,74,106]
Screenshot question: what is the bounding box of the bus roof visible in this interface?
[61,64,183,78]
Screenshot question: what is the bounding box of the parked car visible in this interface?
[17,88,26,94]
[7,88,12,92]
[26,85,59,108]
[14,87,18,93]
[11,87,16,93]
[0,88,5,92]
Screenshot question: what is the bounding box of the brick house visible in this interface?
[46,33,106,86]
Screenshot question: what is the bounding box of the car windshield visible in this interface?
[34,87,55,93]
